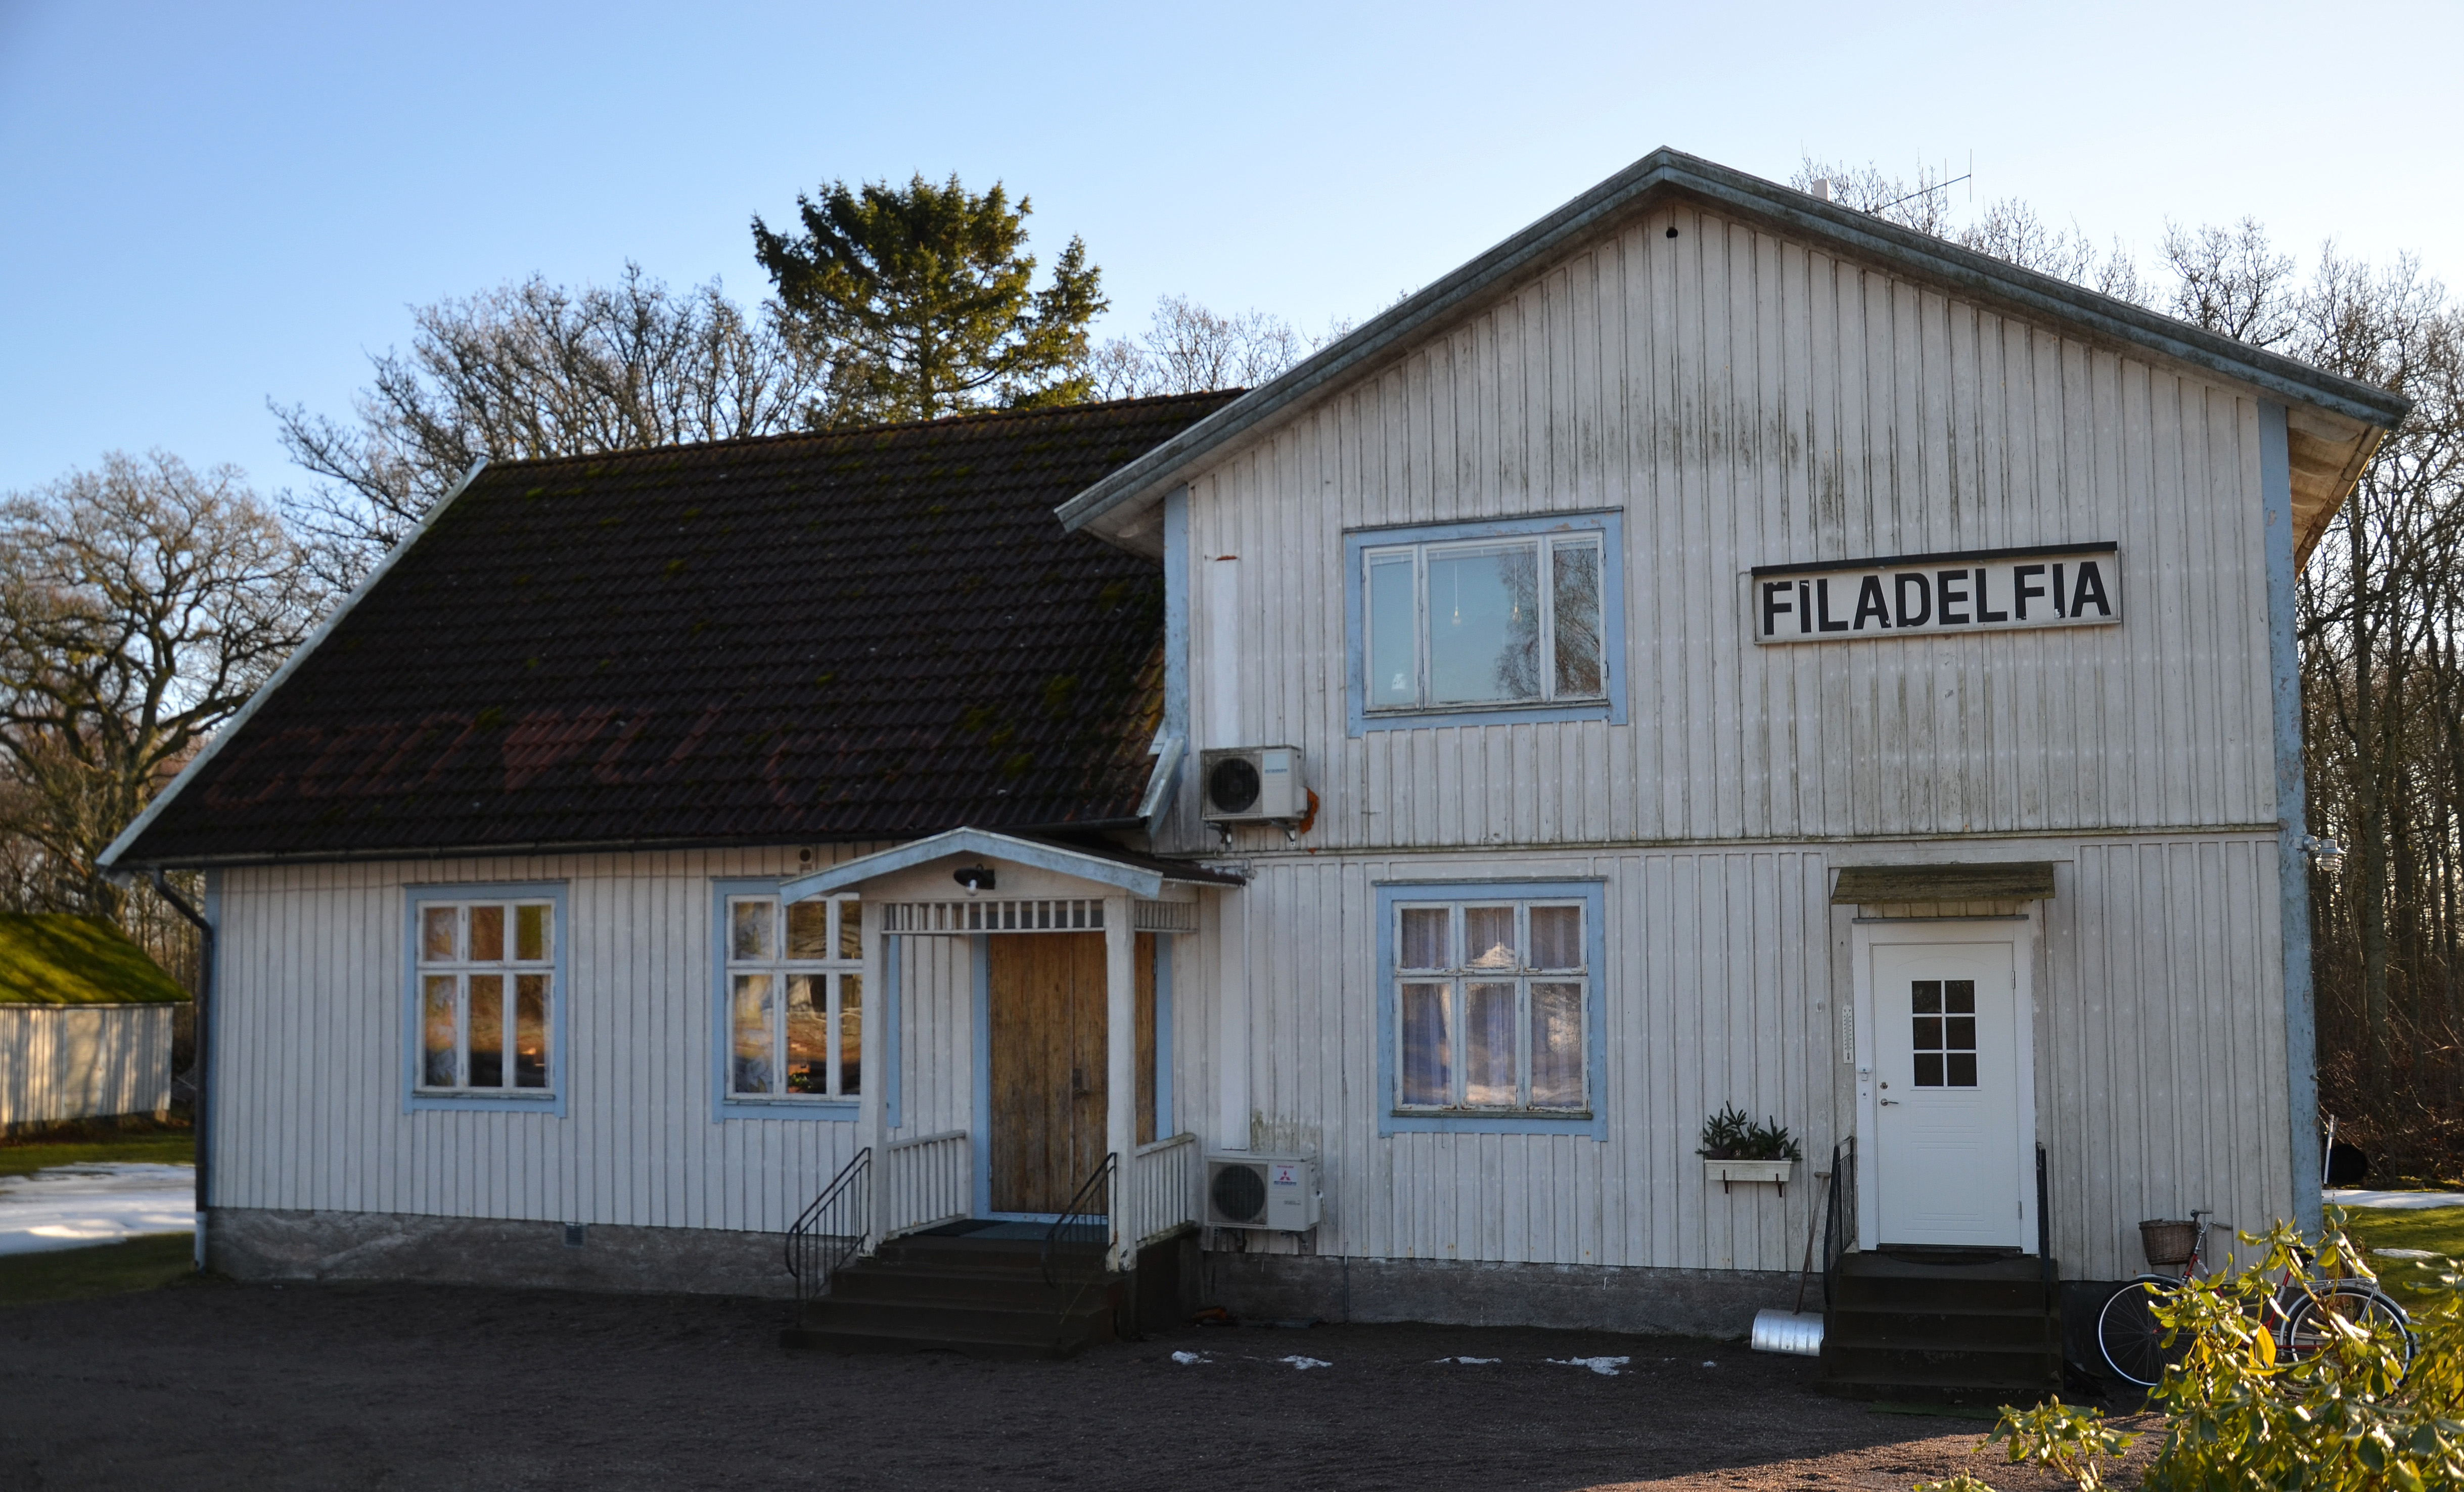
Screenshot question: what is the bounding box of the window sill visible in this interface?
[1380,1107,1604,1139]
[1357,699,1615,734]
[719,1095,859,1120]
[407,1088,562,1115]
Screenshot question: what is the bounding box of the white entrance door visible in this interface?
[1871,939,2023,1246]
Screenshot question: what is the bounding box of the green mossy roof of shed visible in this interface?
[0,915,189,1006]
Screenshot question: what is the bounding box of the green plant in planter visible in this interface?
[1696,1103,1803,1161]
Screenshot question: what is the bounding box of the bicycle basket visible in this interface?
[2139,1219,2199,1267]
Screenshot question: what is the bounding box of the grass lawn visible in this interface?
[2340,1204,2464,1309]
[0,1233,196,1307]
[0,1124,194,1179]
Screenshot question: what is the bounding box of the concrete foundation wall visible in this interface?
[1202,1250,1798,1339]
[208,1207,795,1298]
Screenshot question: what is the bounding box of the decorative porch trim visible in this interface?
[779,826,1239,904]
[882,897,1198,936]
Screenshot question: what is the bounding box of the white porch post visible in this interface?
[1104,895,1134,1272]
[858,898,888,1251]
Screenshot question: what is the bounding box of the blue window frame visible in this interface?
[1375,879,1608,1139]
[1344,510,1627,735]
[710,879,899,1123]
[403,881,568,1116]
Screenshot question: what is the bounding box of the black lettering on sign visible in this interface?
[1975,569,2008,623]
[1895,572,1931,627]
[2014,564,2047,620]
[1815,577,1849,632]
[1937,570,1971,625]
[1761,580,1794,637]
[2072,561,2112,617]
[1746,544,2119,645]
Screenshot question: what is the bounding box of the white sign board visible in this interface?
[1750,544,2120,645]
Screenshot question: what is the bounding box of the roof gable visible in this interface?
[1060,149,2407,556]
[109,393,1239,866]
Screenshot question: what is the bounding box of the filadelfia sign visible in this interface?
[1750,543,2120,645]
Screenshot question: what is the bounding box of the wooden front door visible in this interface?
[986,932,1155,1214]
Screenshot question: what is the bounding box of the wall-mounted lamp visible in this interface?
[2299,835,2346,872]
[953,865,996,895]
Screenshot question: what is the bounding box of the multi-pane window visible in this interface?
[726,894,862,1100]
[1364,533,1606,713]
[418,900,555,1092]
[1910,979,1979,1088]
[1394,900,1587,1112]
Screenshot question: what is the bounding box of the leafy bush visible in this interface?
[1925,1209,2464,1490]
[1696,1103,1803,1161]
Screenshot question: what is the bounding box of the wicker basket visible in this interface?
[2139,1218,2199,1267]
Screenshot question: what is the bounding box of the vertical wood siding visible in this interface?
[211,848,974,1235]
[1163,200,2276,855]
[0,1004,175,1128]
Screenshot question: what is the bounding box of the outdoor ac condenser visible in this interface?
[1204,1153,1320,1231]
[1198,746,1305,823]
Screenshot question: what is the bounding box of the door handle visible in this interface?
[1880,1098,1901,1106]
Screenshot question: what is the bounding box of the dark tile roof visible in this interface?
[117,393,1241,864]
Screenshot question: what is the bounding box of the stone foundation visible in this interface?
[1200,1250,1799,1339]
[207,1207,795,1297]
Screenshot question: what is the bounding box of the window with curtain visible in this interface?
[1393,898,1588,1114]
[1363,532,1606,714]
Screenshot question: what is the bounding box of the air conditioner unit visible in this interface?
[1205,1152,1320,1231]
[1200,746,1305,823]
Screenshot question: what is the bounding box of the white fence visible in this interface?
[0,1004,178,1131]
[885,1129,970,1237]
[1127,1132,1199,1248]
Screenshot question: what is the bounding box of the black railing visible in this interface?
[785,1147,871,1328]
[1820,1136,1855,1312]
[1041,1151,1116,1290]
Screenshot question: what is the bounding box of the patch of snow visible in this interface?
[2374,1247,2439,1260]
[1549,1356,1630,1376]
[2326,1189,2464,1211]
[0,1163,195,1257]
[1170,1350,1210,1365]
[1280,1356,1332,1370]
[1434,1356,1501,1364]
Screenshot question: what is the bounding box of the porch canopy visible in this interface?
[779,829,1241,1266]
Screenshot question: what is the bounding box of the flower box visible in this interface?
[1704,1157,1796,1193]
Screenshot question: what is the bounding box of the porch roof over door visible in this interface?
[778,826,1244,904]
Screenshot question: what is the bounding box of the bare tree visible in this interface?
[0,452,320,916]
[1092,295,1337,398]
[1791,159,2144,302]
[275,264,818,585]
[2164,218,2302,348]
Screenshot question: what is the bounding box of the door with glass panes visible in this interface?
[1870,938,2023,1246]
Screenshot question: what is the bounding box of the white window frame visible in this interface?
[717,886,865,1110]
[1343,511,1627,736]
[1390,897,1590,1116]
[404,883,566,1114]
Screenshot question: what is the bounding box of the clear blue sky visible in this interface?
[3,0,2456,497]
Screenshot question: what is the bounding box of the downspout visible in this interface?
[146,868,214,1272]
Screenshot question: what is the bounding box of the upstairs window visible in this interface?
[724,893,863,1100]
[1345,514,1625,734]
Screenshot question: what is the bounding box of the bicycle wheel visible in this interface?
[2284,1284,2417,1372]
[2098,1275,2191,1387]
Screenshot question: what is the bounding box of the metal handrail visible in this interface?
[1041,1150,1116,1291]
[785,1146,871,1328]
[1820,1136,1855,1312]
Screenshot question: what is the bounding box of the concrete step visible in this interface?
[826,1264,1091,1307]
[1826,1307,2062,1350]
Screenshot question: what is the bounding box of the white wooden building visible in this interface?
[104,151,2406,1363]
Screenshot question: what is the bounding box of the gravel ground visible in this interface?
[0,1279,2161,1490]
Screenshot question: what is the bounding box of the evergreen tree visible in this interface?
[752,174,1106,426]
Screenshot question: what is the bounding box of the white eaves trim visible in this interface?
[779,826,1223,903]
[100,458,491,871]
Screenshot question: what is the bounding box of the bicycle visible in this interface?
[2095,1210,2415,1388]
